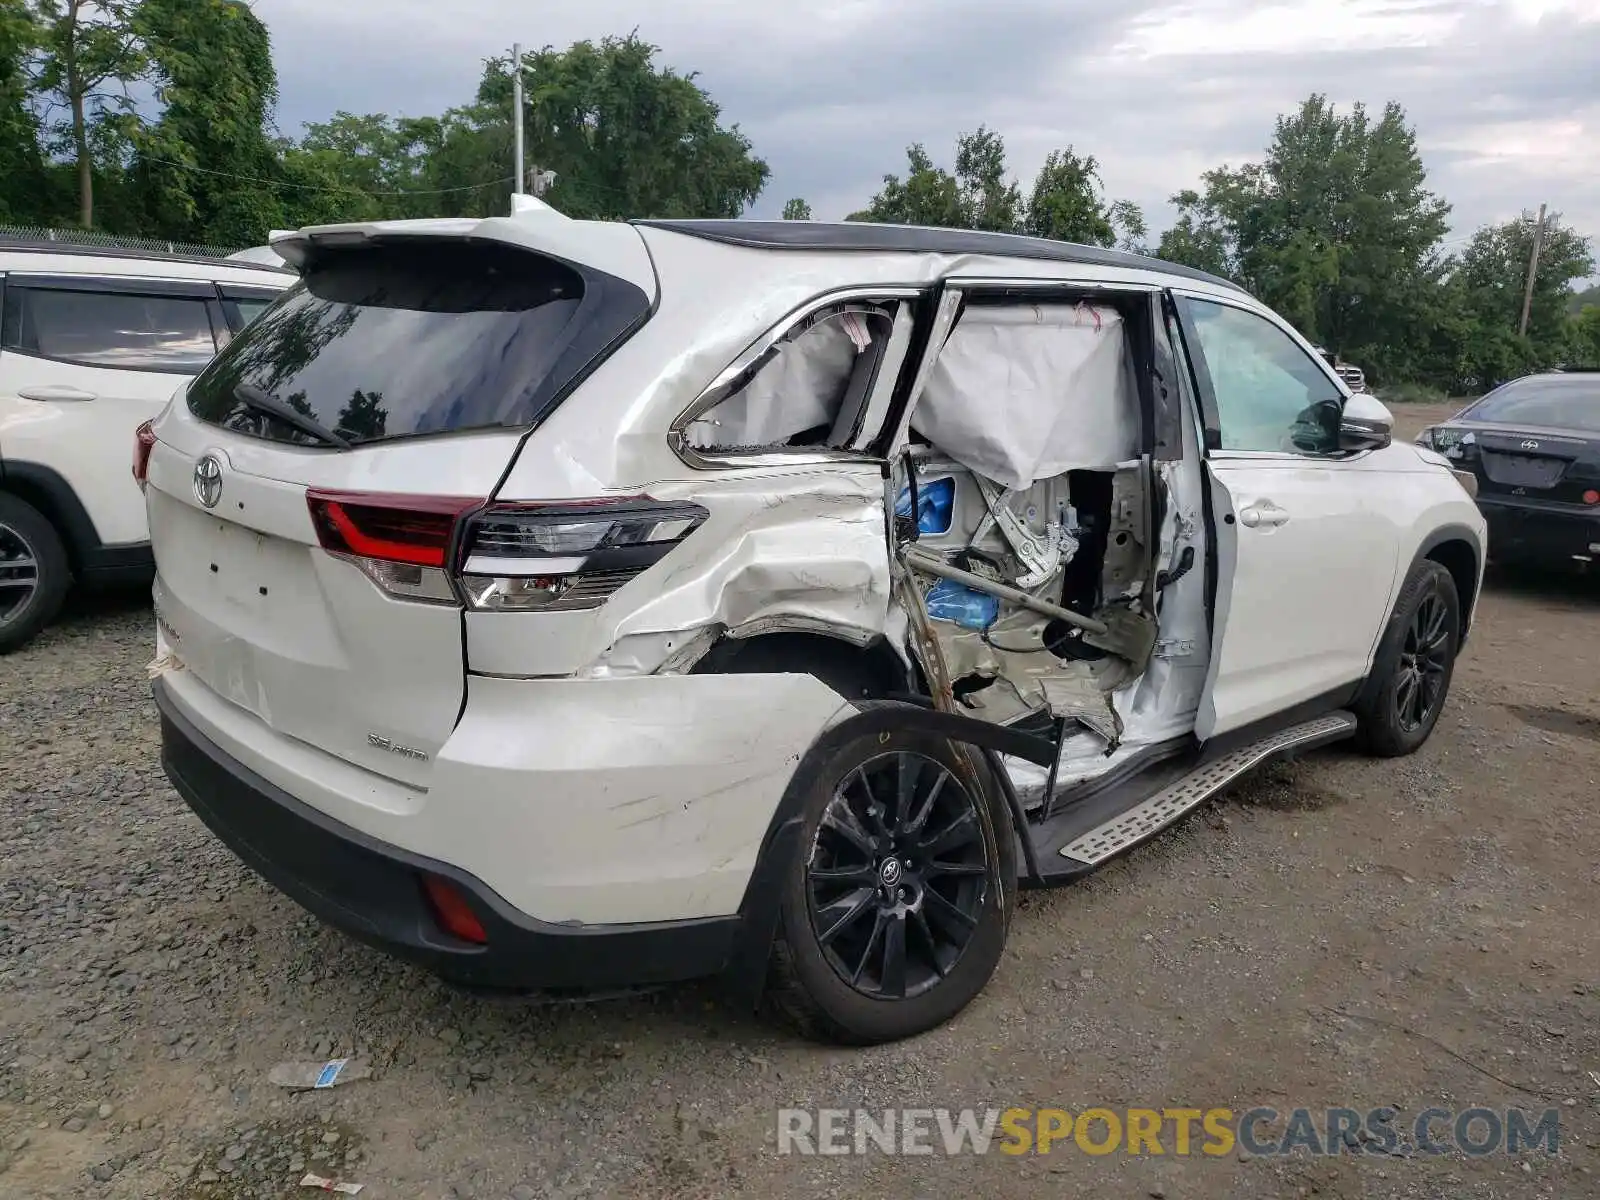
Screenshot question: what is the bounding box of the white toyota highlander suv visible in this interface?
[141,208,1485,1044]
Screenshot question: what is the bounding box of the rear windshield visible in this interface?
[186,240,647,446]
[1461,376,1600,434]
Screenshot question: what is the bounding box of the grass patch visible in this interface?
[1377,381,1450,405]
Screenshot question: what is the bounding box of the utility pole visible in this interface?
[1518,202,1547,338]
[511,42,524,212]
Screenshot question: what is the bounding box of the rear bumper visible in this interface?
[155,679,742,991]
[1479,499,1600,566]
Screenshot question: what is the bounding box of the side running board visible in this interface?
[1056,712,1357,869]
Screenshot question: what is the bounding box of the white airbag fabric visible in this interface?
[912,303,1138,489]
[685,319,858,449]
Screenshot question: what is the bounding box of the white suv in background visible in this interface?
[142,211,1484,1044]
[0,240,292,651]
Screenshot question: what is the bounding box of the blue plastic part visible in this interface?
[894,476,955,536]
[925,579,1000,630]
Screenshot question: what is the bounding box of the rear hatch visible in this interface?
[1446,423,1600,506]
[144,225,655,786]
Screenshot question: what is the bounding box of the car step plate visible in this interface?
[1059,712,1357,866]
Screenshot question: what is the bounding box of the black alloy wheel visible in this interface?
[1395,585,1451,733]
[805,751,988,1000]
[764,705,1017,1045]
[1353,558,1460,757]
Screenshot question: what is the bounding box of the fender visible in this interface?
[1413,521,1484,644]
[0,459,154,584]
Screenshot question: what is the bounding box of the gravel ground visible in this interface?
[4,402,1599,1198]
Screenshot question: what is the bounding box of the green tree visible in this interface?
[1451,212,1594,387]
[0,0,47,221]
[1568,305,1600,367]
[1023,147,1114,245]
[128,0,286,244]
[1153,96,1451,383]
[781,196,811,220]
[850,128,1023,231]
[1108,199,1148,254]
[954,126,1022,232]
[31,0,145,227]
[278,112,447,224]
[848,142,961,226]
[1156,188,1233,276]
[482,34,768,219]
[857,134,1147,247]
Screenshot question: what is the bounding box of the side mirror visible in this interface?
[1339,391,1393,451]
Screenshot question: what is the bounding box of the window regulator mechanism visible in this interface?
[970,476,1077,590]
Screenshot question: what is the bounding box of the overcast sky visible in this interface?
[254,0,1599,263]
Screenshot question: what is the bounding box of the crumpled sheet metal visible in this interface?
[584,470,894,677]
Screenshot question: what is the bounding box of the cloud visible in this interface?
[252,0,1600,267]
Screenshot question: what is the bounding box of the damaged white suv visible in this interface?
[142,211,1485,1045]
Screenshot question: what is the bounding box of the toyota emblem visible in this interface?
[193,454,223,508]
[1520,439,1540,451]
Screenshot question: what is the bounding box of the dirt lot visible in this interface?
[4,402,1599,1199]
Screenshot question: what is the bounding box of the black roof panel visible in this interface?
[634,219,1243,292]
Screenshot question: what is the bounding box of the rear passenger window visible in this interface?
[230,298,273,328]
[680,302,903,454]
[3,288,217,373]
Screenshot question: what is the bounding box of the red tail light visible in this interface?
[420,874,488,945]
[1584,490,1599,506]
[304,489,707,610]
[306,490,481,567]
[133,421,156,487]
[306,490,481,604]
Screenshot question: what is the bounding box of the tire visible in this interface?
[1352,559,1460,758]
[0,493,71,655]
[764,709,1017,1044]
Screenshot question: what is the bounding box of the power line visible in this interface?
[139,155,516,198]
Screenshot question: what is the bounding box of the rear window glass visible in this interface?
[1462,377,1600,434]
[5,288,217,373]
[186,241,639,446]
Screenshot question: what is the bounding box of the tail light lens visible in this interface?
[456,499,708,611]
[306,490,480,604]
[304,490,707,610]
[133,421,156,487]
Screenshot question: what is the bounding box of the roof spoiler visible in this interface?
[511,193,567,218]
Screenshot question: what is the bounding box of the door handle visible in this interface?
[17,385,98,402]
[1238,502,1289,529]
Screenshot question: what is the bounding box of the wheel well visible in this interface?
[0,462,99,572]
[1424,538,1478,639]
[1,478,80,569]
[688,631,916,701]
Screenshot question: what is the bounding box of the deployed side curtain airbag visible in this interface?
[685,318,863,450]
[911,303,1140,489]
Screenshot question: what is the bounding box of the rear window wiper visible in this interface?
[232,383,352,450]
